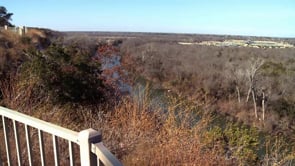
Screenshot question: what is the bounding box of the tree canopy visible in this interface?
[0,6,13,26]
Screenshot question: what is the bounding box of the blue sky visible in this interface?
[2,0,295,37]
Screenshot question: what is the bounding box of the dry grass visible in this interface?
[0,81,229,165]
[1,78,231,165]
[92,92,228,165]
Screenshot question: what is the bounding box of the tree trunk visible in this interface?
[236,86,241,103]
[252,89,258,119]
[262,92,265,121]
[246,87,251,102]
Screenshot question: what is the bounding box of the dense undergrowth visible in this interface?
[1,29,295,165]
[121,38,295,133]
[119,37,295,165]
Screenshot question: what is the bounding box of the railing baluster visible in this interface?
[0,117,2,166]
[0,153,2,166]
[0,137,1,166]
[13,120,22,166]
[2,116,11,166]
[38,129,46,166]
[52,135,59,166]
[25,125,33,166]
[68,141,74,166]
[1,107,122,166]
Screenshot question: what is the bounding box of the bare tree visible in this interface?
[226,61,249,104]
[256,78,272,122]
[245,58,264,119]
[262,89,266,121]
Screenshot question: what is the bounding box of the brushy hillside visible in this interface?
[1,30,295,165]
[121,38,295,135]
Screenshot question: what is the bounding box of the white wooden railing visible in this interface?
[0,25,28,35]
[0,106,122,166]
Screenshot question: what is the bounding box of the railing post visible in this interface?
[78,128,102,166]
[24,26,28,34]
[18,26,24,36]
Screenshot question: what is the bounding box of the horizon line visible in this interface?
[59,29,295,39]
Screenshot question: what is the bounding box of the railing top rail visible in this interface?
[0,106,79,143]
[91,143,123,166]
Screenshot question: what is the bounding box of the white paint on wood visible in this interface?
[0,106,122,166]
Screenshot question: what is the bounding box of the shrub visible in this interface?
[224,123,259,164]
[271,98,295,118]
[261,61,287,77]
[20,36,32,44]
[262,135,295,165]
[203,123,259,165]
[20,43,104,104]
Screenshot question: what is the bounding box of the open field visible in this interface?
[179,39,294,48]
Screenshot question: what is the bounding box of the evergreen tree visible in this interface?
[0,6,13,26]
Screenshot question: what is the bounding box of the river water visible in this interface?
[100,54,132,94]
[100,53,167,110]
